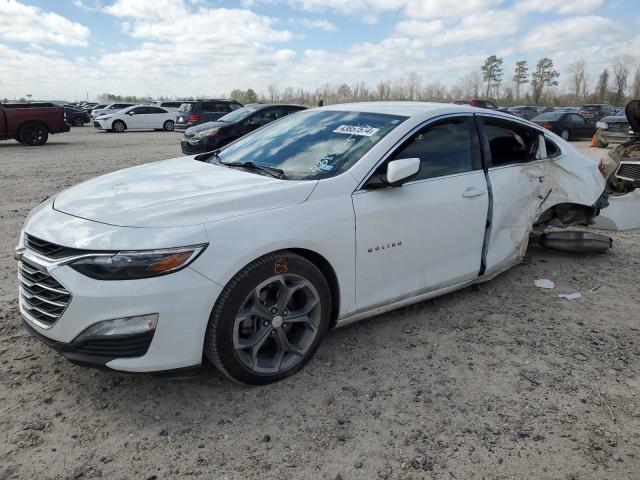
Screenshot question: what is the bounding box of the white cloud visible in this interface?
[300,18,338,31]
[0,0,90,47]
[520,16,623,52]
[285,0,502,18]
[515,0,603,15]
[397,9,521,45]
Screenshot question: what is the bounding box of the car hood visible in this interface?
[53,157,317,228]
[625,100,640,133]
[185,121,228,135]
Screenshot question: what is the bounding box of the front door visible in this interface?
[352,115,489,311]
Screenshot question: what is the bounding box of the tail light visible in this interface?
[470,100,479,107]
[187,114,201,122]
[542,122,553,129]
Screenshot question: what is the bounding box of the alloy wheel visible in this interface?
[232,274,321,374]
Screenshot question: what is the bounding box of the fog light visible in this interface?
[74,314,158,341]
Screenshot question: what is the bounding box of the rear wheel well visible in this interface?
[289,248,340,328]
[533,202,600,230]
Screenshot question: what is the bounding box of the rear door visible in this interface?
[479,116,553,274]
[145,107,169,128]
[352,115,488,310]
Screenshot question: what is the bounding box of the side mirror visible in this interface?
[128,111,135,115]
[385,158,420,186]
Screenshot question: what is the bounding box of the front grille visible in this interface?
[19,260,71,328]
[74,331,154,357]
[616,162,640,181]
[25,234,85,259]
[94,121,100,128]
[608,122,629,132]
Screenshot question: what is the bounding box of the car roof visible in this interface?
[319,101,477,117]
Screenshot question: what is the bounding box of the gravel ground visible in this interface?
[1,128,639,480]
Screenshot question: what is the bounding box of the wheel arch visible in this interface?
[112,119,127,130]
[288,247,341,328]
[533,201,601,230]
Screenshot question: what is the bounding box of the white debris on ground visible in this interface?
[534,278,555,289]
[558,292,583,300]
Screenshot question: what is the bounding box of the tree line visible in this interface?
[96,54,640,108]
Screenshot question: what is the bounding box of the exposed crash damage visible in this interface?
[486,135,611,260]
[594,100,640,230]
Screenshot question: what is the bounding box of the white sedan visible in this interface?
[94,105,176,132]
[16,102,607,384]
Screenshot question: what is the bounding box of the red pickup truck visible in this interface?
[0,103,70,146]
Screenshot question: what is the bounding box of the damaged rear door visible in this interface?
[478,115,554,274]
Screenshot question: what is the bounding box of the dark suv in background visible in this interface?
[180,103,307,154]
[579,104,616,123]
[175,99,243,131]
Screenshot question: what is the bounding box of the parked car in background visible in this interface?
[94,105,177,133]
[554,107,580,113]
[64,107,90,127]
[79,103,98,111]
[595,112,631,147]
[579,104,615,123]
[91,103,135,120]
[175,99,243,131]
[532,112,596,141]
[0,103,69,146]
[507,106,539,120]
[151,101,183,114]
[453,99,498,109]
[181,103,307,154]
[536,107,554,113]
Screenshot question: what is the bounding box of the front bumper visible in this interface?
[23,320,154,369]
[181,138,209,154]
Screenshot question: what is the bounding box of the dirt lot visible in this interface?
[1,128,639,480]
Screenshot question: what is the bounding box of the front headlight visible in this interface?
[194,127,220,140]
[97,115,112,121]
[69,244,207,280]
[596,121,608,130]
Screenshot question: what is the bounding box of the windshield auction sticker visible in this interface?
[333,125,380,137]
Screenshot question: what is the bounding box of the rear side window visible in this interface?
[545,138,561,158]
[483,118,538,166]
[179,103,194,113]
[390,117,476,181]
[160,102,180,108]
[570,114,585,124]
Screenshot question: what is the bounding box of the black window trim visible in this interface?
[476,113,566,169]
[355,113,482,192]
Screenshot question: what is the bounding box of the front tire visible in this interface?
[204,252,331,385]
[163,120,175,131]
[112,120,126,133]
[19,122,48,146]
[561,128,571,141]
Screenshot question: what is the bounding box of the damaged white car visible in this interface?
[16,102,608,384]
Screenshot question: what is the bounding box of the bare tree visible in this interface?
[612,54,634,103]
[376,80,390,101]
[567,59,586,103]
[267,84,279,102]
[596,69,609,102]
[406,71,421,101]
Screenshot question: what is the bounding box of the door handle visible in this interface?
[462,188,486,198]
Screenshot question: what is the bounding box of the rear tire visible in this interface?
[561,128,571,141]
[73,117,84,127]
[204,251,331,385]
[19,122,49,146]
[163,120,175,131]
[112,120,126,133]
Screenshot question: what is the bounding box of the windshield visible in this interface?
[179,103,194,113]
[218,105,259,123]
[214,109,406,180]
[534,113,563,121]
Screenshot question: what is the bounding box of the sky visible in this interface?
[0,0,637,100]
